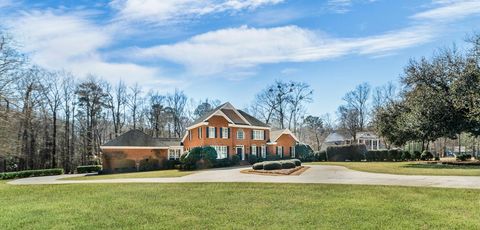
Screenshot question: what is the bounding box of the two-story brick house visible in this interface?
[100,102,299,172]
[182,102,299,160]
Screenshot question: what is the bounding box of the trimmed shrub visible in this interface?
[180,146,218,170]
[292,159,301,166]
[263,161,282,170]
[1,168,64,180]
[280,160,296,169]
[252,162,264,170]
[457,153,472,161]
[230,154,240,166]
[326,144,367,161]
[388,149,401,161]
[316,151,327,161]
[77,165,102,173]
[413,151,422,160]
[401,151,411,161]
[421,151,434,161]
[139,158,160,171]
[248,154,258,164]
[214,159,231,168]
[295,144,315,162]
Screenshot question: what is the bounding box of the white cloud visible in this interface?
[0,0,12,8]
[412,0,480,21]
[131,24,437,75]
[327,0,353,14]
[110,0,283,24]
[7,10,180,90]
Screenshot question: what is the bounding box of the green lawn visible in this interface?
[0,182,479,229]
[309,161,480,176]
[63,169,193,180]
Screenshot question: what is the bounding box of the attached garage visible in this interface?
[100,130,182,173]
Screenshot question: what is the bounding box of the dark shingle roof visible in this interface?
[221,109,249,125]
[237,110,269,127]
[102,130,181,147]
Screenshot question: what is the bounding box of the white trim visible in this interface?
[267,142,277,145]
[101,146,169,150]
[271,129,300,142]
[181,131,189,142]
[221,102,252,126]
[228,124,270,130]
[187,122,208,130]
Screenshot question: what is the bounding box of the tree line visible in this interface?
[373,34,480,155]
[0,31,318,172]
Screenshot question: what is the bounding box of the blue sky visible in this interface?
[1,0,480,117]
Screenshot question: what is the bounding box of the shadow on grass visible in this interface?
[402,163,480,170]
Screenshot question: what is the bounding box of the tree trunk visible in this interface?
[52,110,57,168]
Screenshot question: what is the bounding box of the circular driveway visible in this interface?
[8,165,480,189]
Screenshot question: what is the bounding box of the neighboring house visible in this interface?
[322,131,384,150]
[100,130,182,172]
[100,102,299,172]
[182,102,299,161]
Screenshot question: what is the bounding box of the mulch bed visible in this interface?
[241,166,310,176]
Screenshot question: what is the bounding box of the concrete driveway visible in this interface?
[8,165,480,189]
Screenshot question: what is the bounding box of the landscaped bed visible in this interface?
[242,159,308,176]
[62,169,193,180]
[241,166,310,176]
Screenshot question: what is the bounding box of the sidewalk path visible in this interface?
[8,165,480,189]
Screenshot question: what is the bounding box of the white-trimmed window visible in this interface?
[291,146,296,158]
[261,145,266,158]
[252,130,264,140]
[237,129,244,139]
[277,146,283,157]
[208,127,216,138]
[213,146,228,159]
[168,149,182,160]
[251,145,257,156]
[222,127,229,139]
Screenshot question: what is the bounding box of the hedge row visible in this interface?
[252,159,301,170]
[0,168,64,180]
[77,165,102,174]
[325,144,367,161]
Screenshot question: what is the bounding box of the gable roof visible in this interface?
[237,110,269,127]
[188,102,269,129]
[101,130,181,148]
[269,129,299,142]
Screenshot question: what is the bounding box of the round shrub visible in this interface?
[263,161,282,170]
[231,154,240,165]
[457,153,472,161]
[248,154,258,164]
[401,151,411,161]
[280,160,296,169]
[292,159,301,166]
[420,151,434,161]
[413,151,422,160]
[252,162,264,170]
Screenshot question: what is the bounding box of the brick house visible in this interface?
[182,102,299,161]
[100,102,299,172]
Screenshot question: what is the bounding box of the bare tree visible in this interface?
[107,80,127,137]
[338,105,360,141]
[167,89,187,138]
[60,72,75,172]
[41,71,63,168]
[287,82,313,134]
[343,82,370,131]
[128,83,142,130]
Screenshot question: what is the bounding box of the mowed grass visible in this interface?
[63,169,193,180]
[309,161,480,176]
[1,181,480,229]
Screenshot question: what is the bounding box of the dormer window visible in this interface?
[237,129,244,140]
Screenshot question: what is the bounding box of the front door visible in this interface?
[236,146,244,160]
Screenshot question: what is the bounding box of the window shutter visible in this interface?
[263,130,266,140]
[215,127,217,138]
[276,146,278,155]
[250,146,252,154]
[219,128,223,138]
[228,128,231,138]
[198,128,200,139]
[251,130,254,139]
[226,146,229,157]
[206,127,209,138]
